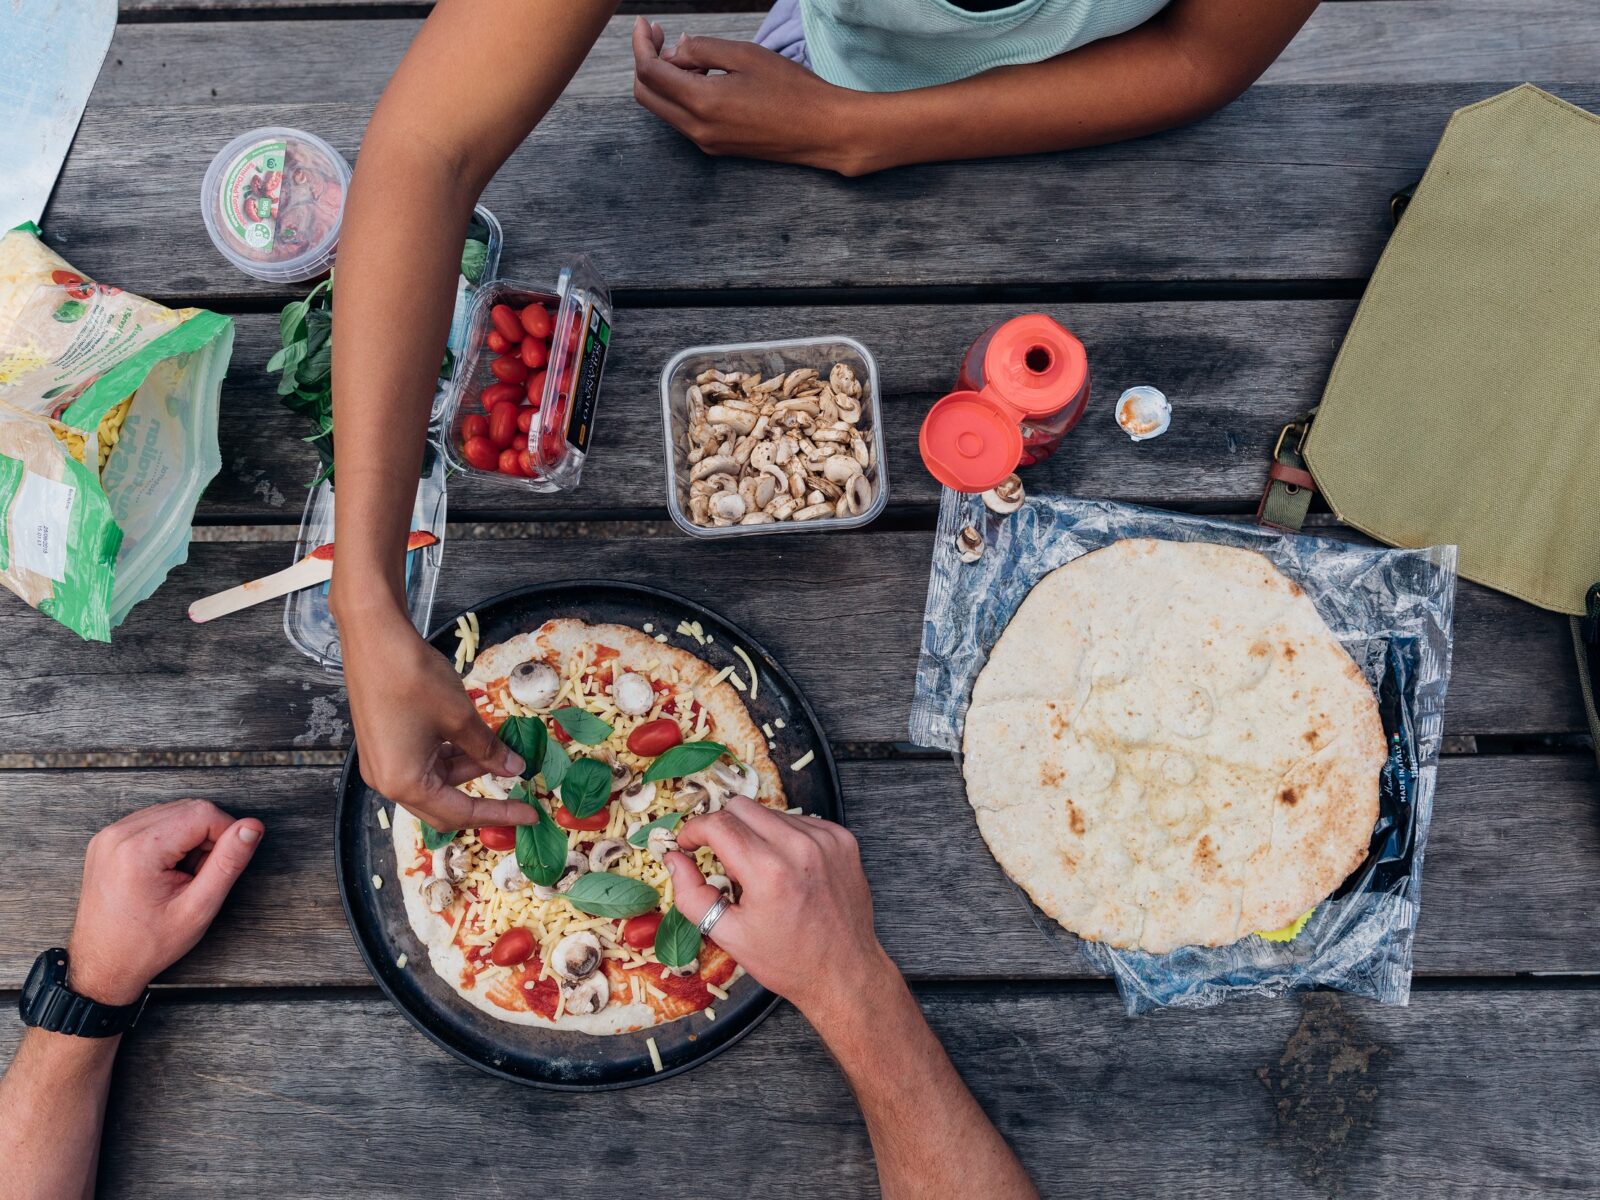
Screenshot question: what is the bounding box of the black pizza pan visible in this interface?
[335,580,843,1090]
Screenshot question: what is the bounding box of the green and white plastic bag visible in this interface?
[0,223,231,640]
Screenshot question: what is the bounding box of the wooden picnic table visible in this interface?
[4,3,1599,1195]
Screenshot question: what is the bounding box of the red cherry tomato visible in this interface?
[627,718,684,757]
[498,447,524,475]
[490,927,534,966]
[463,436,498,471]
[540,427,567,465]
[519,337,548,370]
[518,449,537,477]
[488,402,519,449]
[490,305,525,344]
[516,406,536,433]
[554,803,611,832]
[525,369,548,405]
[490,355,529,384]
[519,304,553,339]
[621,911,664,950]
[461,414,489,442]
[481,381,524,411]
[486,330,511,355]
[478,826,516,851]
[549,719,572,745]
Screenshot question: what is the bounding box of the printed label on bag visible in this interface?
[10,470,75,582]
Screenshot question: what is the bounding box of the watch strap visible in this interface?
[21,950,148,1037]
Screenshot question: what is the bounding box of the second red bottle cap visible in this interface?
[918,390,1023,493]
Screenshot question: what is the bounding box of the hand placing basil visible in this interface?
[420,821,457,851]
[541,735,571,791]
[516,795,568,887]
[552,706,614,746]
[642,740,728,784]
[562,872,660,919]
[653,906,702,969]
[497,715,547,782]
[559,757,613,819]
[627,811,684,849]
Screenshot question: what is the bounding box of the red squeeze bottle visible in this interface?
[918,314,1090,493]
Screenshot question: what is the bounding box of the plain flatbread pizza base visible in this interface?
[961,539,1386,955]
[395,619,776,1031]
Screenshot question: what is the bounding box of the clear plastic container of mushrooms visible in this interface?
[659,336,889,538]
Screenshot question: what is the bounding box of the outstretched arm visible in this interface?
[331,0,616,834]
[0,800,263,1200]
[669,797,1038,1200]
[633,0,1319,175]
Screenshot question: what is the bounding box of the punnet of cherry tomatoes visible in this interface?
[453,296,556,479]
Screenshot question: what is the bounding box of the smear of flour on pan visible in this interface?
[293,690,349,747]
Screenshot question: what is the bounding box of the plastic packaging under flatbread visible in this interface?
[910,491,1457,1014]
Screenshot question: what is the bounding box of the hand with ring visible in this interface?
[665,795,892,1022]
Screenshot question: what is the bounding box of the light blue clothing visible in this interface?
[764,0,1171,93]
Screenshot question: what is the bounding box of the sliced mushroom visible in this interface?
[677,779,718,816]
[588,838,628,872]
[599,752,634,794]
[492,854,529,893]
[981,473,1025,515]
[709,491,746,522]
[561,972,611,1015]
[662,959,700,979]
[420,877,455,913]
[612,671,654,717]
[709,759,761,800]
[470,773,521,801]
[431,842,468,884]
[508,661,561,709]
[690,454,740,482]
[647,825,679,863]
[550,930,603,981]
[823,455,863,483]
[619,778,657,814]
[705,873,733,897]
[556,851,589,892]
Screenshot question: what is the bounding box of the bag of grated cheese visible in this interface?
[0,223,232,640]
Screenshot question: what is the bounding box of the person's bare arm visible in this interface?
[331,0,616,833]
[632,0,1318,175]
[0,800,263,1199]
[669,798,1038,1200]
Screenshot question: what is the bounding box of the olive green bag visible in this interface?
[1269,86,1600,760]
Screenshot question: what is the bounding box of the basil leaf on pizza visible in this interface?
[420,821,457,851]
[643,740,728,783]
[516,797,568,887]
[559,757,613,819]
[541,736,571,791]
[562,872,660,918]
[627,811,684,849]
[552,706,614,746]
[653,906,702,968]
[497,715,547,781]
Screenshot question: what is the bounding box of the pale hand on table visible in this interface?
[339,609,535,833]
[631,18,872,177]
[666,795,894,1020]
[67,799,265,1006]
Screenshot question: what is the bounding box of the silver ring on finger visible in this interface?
[697,895,732,937]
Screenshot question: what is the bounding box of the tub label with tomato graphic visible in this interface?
[217,139,287,253]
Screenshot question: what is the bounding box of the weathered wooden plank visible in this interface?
[96,3,1600,110]
[201,299,1357,522]
[0,534,1581,750]
[3,755,1594,987]
[2,986,1592,1198]
[47,83,1590,303]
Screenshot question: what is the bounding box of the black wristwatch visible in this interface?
[18,949,147,1037]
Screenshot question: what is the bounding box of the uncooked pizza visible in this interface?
[961,539,1387,955]
[391,618,786,1034]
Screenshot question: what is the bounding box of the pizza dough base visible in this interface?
[961,539,1386,954]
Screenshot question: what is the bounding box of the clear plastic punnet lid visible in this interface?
[530,255,612,490]
[284,441,448,672]
[201,126,350,283]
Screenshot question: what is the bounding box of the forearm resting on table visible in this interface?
[808,950,1039,1200]
[837,0,1316,173]
[0,1029,120,1200]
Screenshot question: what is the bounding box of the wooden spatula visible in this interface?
[188,531,438,623]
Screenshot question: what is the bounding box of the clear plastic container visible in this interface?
[441,256,613,493]
[284,439,448,671]
[660,336,889,539]
[434,205,504,421]
[201,127,350,283]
